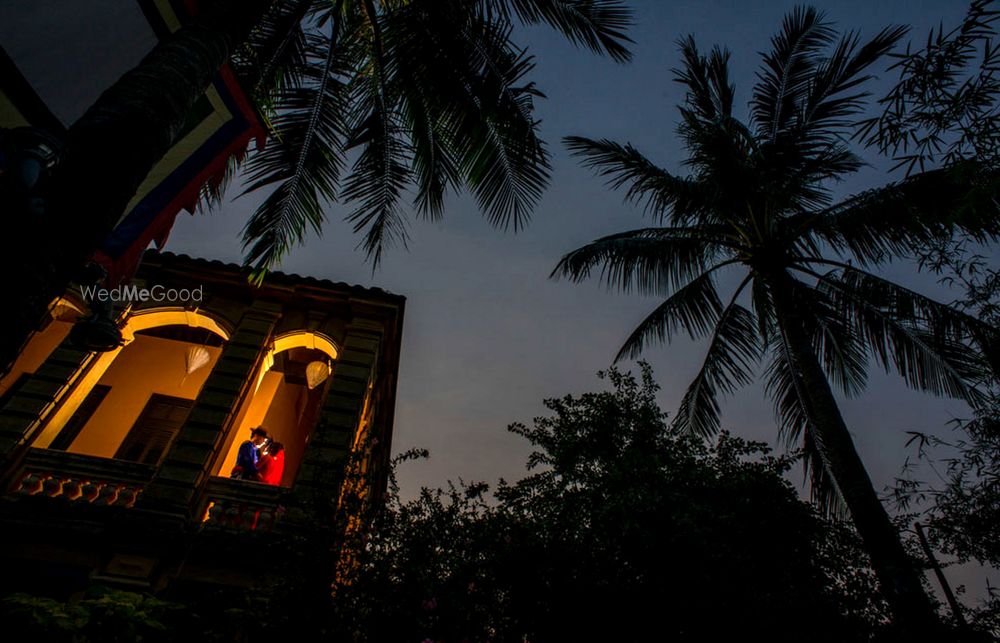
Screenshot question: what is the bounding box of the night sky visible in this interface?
[3,0,993,595]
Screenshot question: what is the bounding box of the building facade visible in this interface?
[0,251,404,597]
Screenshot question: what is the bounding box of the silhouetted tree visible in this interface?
[328,366,887,642]
[857,0,1000,174]
[861,4,1000,634]
[551,7,1000,635]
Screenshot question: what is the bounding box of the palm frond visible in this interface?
[563,136,716,225]
[750,16,904,210]
[204,0,313,217]
[751,6,837,142]
[764,335,812,448]
[455,30,550,231]
[401,97,459,220]
[764,343,846,517]
[241,26,351,277]
[483,0,634,62]
[763,276,850,518]
[789,162,1000,265]
[234,0,312,99]
[805,266,988,404]
[390,3,551,233]
[835,263,999,347]
[338,1,414,265]
[781,274,871,397]
[672,278,761,438]
[768,145,863,213]
[197,152,243,211]
[802,425,847,517]
[674,36,735,123]
[750,275,776,345]
[672,36,760,197]
[551,228,729,296]
[380,1,518,223]
[342,97,413,266]
[392,67,461,219]
[614,268,729,362]
[236,0,627,269]
[794,24,907,150]
[820,263,1000,379]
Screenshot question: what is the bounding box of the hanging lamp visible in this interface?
[185,345,211,374]
[305,360,331,389]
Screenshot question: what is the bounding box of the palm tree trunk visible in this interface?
[769,273,941,636]
[1,0,274,370]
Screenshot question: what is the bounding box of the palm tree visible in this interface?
[552,8,1000,634]
[2,0,632,367]
[233,0,633,275]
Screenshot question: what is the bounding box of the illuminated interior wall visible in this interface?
[0,319,73,398]
[261,378,324,485]
[60,335,221,458]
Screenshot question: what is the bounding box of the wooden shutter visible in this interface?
[115,394,194,465]
[0,373,31,410]
[50,384,111,451]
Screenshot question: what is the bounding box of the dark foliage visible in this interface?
[327,365,886,642]
[866,5,1000,634]
[856,0,1000,174]
[891,238,1000,637]
[3,586,183,643]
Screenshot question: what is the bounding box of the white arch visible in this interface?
[251,330,338,394]
[270,330,337,360]
[123,307,232,341]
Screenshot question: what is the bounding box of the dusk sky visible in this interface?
[3,0,992,595]
[159,0,974,498]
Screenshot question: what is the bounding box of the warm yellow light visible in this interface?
[126,308,231,341]
[271,331,337,360]
[306,360,331,389]
[252,331,338,394]
[30,308,229,449]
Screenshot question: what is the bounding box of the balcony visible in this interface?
[5,448,290,533]
[200,477,289,532]
[8,448,154,507]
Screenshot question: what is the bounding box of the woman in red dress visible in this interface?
[257,441,285,486]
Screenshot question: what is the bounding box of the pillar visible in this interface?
[286,329,381,521]
[0,339,92,465]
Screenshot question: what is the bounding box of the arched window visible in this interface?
[31,309,230,465]
[214,331,337,486]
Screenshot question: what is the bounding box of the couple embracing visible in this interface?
[231,427,284,485]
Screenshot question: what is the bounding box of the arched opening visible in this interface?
[0,296,86,403]
[214,331,337,486]
[31,309,230,466]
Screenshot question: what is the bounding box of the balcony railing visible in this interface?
[9,448,155,507]
[200,477,288,532]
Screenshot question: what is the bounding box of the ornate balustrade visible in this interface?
[8,448,154,507]
[200,477,287,532]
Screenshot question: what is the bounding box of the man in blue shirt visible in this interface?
[231,427,268,480]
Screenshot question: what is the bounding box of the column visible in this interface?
[0,340,92,464]
[286,329,381,520]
